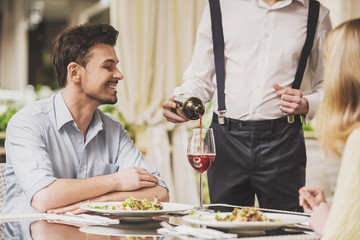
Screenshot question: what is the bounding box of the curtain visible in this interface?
[0,0,28,90]
[319,0,360,27]
[110,0,206,204]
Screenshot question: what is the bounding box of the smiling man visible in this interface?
[3,23,169,214]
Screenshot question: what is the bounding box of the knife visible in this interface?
[203,203,310,216]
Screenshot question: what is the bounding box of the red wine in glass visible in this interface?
[187,127,216,211]
[188,154,216,173]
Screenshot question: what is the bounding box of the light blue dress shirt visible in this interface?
[2,92,167,214]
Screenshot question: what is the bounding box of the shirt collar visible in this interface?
[88,109,105,138]
[253,0,305,9]
[296,0,305,6]
[55,91,74,131]
[54,91,104,133]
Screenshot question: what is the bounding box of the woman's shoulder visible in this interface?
[342,128,360,158]
[347,128,360,143]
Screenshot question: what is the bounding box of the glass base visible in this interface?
[194,205,215,213]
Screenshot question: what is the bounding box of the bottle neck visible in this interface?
[174,95,188,106]
[194,106,202,115]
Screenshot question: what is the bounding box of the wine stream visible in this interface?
[199,114,202,153]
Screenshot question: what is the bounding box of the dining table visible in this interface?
[0,204,321,240]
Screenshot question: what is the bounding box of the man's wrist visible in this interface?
[301,97,309,115]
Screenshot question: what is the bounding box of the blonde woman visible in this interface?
[299,18,360,239]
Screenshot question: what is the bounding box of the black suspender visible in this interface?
[292,0,320,89]
[209,0,320,124]
[209,0,226,124]
[289,0,320,123]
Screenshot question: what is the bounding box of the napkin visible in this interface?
[0,213,48,222]
[45,212,119,226]
[157,221,237,239]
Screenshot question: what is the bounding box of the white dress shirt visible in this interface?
[175,0,332,120]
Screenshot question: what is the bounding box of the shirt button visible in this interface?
[78,139,82,144]
[80,167,84,172]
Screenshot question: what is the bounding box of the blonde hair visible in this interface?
[316,18,360,155]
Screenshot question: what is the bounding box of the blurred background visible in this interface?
[0,0,359,205]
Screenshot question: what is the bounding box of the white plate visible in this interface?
[79,221,162,237]
[182,212,309,233]
[81,202,194,221]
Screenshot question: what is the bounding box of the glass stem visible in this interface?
[199,173,203,208]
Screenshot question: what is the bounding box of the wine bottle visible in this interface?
[174,95,205,120]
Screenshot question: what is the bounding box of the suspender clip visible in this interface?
[218,110,227,125]
[287,115,295,124]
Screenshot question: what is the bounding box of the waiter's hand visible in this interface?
[162,96,189,123]
[273,84,309,115]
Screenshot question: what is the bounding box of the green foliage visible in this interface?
[101,105,116,114]
[202,101,214,128]
[116,111,131,132]
[100,105,131,132]
[302,120,314,131]
[0,108,17,132]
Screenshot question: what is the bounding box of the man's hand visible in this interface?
[273,84,309,115]
[162,96,189,123]
[32,166,163,213]
[299,186,327,211]
[112,166,159,192]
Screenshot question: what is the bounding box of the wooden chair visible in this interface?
[0,163,6,212]
[0,162,6,238]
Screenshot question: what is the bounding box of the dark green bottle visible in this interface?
[174,95,205,120]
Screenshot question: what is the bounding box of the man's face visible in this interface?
[80,43,123,105]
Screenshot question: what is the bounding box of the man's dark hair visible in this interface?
[52,22,119,88]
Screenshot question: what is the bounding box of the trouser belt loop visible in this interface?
[226,118,231,131]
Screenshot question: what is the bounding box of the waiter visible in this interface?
[163,0,332,211]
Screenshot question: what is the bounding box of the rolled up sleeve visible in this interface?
[5,112,57,205]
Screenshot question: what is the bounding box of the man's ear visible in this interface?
[67,62,81,83]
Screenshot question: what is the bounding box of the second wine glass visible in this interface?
[187,128,216,211]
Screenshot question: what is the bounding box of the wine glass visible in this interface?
[187,128,216,211]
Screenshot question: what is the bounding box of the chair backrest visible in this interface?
[0,163,5,239]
